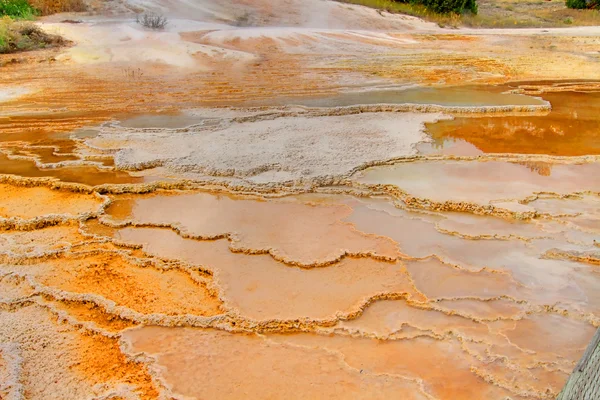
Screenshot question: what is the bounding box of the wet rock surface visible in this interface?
[1,1,600,399]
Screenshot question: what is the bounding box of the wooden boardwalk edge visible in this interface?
[557,328,600,400]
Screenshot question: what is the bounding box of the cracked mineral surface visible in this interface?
[1,0,599,399]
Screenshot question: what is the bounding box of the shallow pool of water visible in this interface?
[0,153,144,186]
[354,160,600,206]
[247,85,547,107]
[424,91,600,155]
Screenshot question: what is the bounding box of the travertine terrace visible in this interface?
[1,0,599,399]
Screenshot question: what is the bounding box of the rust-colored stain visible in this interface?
[1,8,600,399]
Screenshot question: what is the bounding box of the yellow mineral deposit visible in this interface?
[1,0,599,399]
[0,184,102,219]
[84,225,422,321]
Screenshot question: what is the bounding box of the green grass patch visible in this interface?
[566,0,598,8]
[0,15,65,53]
[339,0,466,27]
[0,0,37,19]
[339,0,600,27]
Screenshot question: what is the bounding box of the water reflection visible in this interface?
[424,91,600,156]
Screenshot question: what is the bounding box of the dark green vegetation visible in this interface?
[340,0,476,16]
[566,0,598,9]
[0,0,37,19]
[1,0,85,19]
[0,0,82,54]
[340,0,600,26]
[403,0,477,14]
